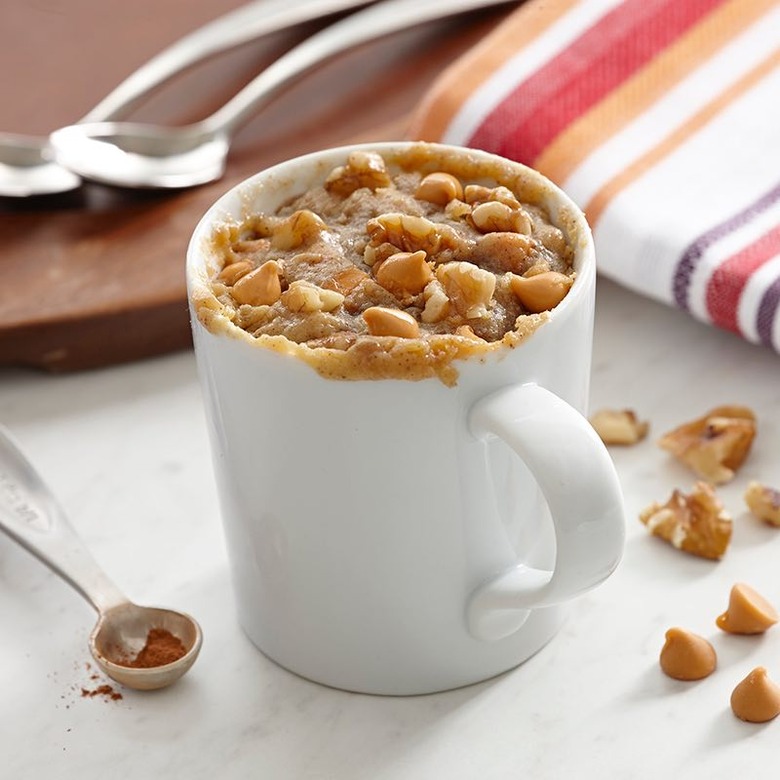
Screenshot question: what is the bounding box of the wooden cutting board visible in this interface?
[0,0,510,372]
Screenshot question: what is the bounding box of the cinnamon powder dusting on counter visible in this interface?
[81,684,123,701]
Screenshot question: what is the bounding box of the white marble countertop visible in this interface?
[2,277,779,779]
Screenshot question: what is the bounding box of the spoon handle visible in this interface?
[0,426,128,614]
[81,0,375,123]
[206,0,515,135]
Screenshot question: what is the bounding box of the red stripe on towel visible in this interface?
[706,224,780,333]
[468,0,727,165]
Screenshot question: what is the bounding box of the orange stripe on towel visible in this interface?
[534,0,776,185]
[470,0,726,165]
[585,47,780,226]
[407,0,579,142]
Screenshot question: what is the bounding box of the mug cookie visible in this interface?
[196,145,579,384]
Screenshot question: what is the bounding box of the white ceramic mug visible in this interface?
[187,142,625,695]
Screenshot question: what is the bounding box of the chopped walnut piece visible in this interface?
[421,279,450,323]
[744,481,780,526]
[445,199,472,221]
[236,303,273,331]
[271,210,327,251]
[589,409,649,445]
[324,151,392,196]
[471,201,528,234]
[363,242,399,268]
[436,262,495,319]
[472,232,533,275]
[281,281,344,314]
[658,406,756,484]
[366,213,460,258]
[639,482,732,560]
[463,184,520,209]
[536,224,568,255]
[463,184,492,204]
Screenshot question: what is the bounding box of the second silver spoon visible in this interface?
[49,0,515,190]
[0,0,373,197]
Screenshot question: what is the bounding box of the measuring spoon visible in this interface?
[0,425,202,691]
[0,0,374,197]
[49,0,514,190]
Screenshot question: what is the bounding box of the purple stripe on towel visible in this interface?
[672,181,780,311]
[757,276,780,348]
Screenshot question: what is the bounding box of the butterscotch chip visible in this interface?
[509,271,573,313]
[731,667,780,723]
[324,267,370,296]
[231,260,283,306]
[658,406,756,484]
[363,307,420,338]
[716,583,778,634]
[744,481,780,526]
[374,250,433,296]
[589,409,649,445]
[217,260,253,285]
[639,482,732,560]
[659,628,717,681]
[415,172,463,205]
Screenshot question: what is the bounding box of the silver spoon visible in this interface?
[0,425,202,691]
[49,0,514,190]
[0,0,374,197]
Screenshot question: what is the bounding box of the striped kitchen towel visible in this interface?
[409,0,780,353]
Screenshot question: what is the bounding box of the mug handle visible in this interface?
[466,383,625,641]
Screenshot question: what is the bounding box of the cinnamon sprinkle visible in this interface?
[81,684,123,701]
[121,627,187,668]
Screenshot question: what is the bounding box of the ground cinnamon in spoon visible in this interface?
[125,628,187,668]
